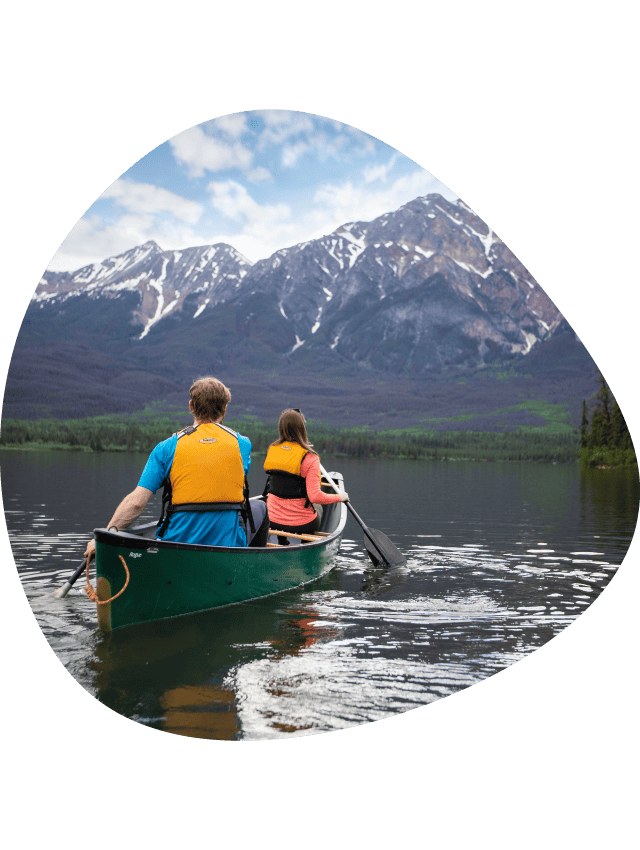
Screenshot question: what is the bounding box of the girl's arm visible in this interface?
[303,454,348,504]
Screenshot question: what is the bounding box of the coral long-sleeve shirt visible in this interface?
[266,452,343,526]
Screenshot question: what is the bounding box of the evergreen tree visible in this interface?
[611,401,632,451]
[582,373,636,464]
[587,408,607,449]
[594,373,612,445]
[580,399,589,448]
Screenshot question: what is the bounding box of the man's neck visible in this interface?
[193,416,223,427]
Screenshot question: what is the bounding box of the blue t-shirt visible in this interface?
[138,426,252,547]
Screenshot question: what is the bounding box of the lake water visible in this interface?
[2,449,638,740]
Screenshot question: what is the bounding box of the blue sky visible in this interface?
[48,109,457,271]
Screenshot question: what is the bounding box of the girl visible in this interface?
[264,409,348,543]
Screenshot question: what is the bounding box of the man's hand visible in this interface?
[84,539,96,559]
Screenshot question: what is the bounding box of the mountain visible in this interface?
[27,194,563,371]
[234,195,561,374]
[3,194,599,425]
[35,240,253,342]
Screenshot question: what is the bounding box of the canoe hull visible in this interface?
[95,532,342,631]
[94,479,347,631]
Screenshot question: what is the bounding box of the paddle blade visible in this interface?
[363,528,406,568]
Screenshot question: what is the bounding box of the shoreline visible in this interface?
[2,443,636,468]
[0,442,612,466]
[2,413,634,467]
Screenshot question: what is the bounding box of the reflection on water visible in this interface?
[2,450,638,739]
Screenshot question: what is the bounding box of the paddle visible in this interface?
[319,463,406,568]
[53,521,152,598]
[54,554,93,598]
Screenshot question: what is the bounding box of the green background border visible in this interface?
[0,2,640,848]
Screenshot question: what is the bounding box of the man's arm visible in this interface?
[84,486,153,557]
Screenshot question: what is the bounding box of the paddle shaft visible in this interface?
[319,464,406,567]
[319,463,390,557]
[54,522,152,599]
[55,555,92,598]
[319,465,371,532]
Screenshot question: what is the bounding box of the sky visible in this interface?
[47,109,458,271]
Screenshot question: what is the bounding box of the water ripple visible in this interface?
[4,451,635,740]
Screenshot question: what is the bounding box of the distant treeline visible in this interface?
[1,405,581,462]
[579,375,637,467]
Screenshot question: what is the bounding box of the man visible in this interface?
[84,376,268,558]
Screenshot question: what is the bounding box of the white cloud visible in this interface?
[207,180,290,226]
[313,168,457,228]
[282,140,309,167]
[204,180,330,260]
[51,167,459,271]
[199,168,455,262]
[363,152,400,183]
[47,209,225,272]
[47,179,206,270]
[47,214,157,271]
[169,125,254,177]
[102,178,203,223]
[256,110,316,147]
[208,113,249,138]
[343,125,377,155]
[257,111,375,169]
[43,107,460,272]
[247,166,272,182]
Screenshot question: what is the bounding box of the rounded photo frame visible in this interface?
[2,99,632,808]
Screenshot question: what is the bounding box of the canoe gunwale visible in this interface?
[94,471,347,555]
[94,520,343,554]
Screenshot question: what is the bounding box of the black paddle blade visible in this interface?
[363,528,406,568]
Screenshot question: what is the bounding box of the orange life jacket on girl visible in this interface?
[263,442,320,506]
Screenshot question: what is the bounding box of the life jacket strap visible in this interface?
[157,476,173,538]
[243,476,255,535]
[171,502,244,512]
[157,426,198,537]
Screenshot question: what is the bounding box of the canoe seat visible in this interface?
[268,528,325,542]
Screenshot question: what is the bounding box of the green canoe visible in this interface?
[93,471,347,631]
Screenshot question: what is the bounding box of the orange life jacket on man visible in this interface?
[158,422,251,537]
[263,442,320,506]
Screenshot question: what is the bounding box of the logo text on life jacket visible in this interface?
[281,445,292,450]
[199,438,218,443]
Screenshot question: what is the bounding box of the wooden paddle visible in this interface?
[319,464,406,568]
[54,554,93,598]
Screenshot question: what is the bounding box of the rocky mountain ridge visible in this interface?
[31,193,564,376]
[38,240,253,339]
[4,192,599,423]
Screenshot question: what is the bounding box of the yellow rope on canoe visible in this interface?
[85,554,130,605]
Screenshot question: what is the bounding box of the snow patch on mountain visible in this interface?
[193,299,210,318]
[139,258,169,339]
[312,305,323,333]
